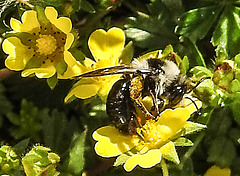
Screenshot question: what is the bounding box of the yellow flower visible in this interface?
[93,97,206,172]
[65,27,125,102]
[2,6,83,79]
[204,165,231,176]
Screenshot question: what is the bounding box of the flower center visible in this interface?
[137,119,162,148]
[36,34,57,55]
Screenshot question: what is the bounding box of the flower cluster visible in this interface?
[1,6,207,174]
[93,97,206,172]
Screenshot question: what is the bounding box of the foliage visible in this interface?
[0,0,240,175]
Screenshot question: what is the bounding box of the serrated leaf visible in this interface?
[181,122,206,136]
[66,132,86,175]
[174,137,193,147]
[212,5,240,58]
[160,141,179,164]
[207,136,236,167]
[7,99,49,140]
[125,0,178,49]
[43,110,77,154]
[176,5,222,43]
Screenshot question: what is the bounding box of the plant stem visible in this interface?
[160,159,169,176]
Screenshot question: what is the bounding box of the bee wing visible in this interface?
[75,65,150,79]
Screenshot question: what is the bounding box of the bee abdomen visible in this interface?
[106,79,136,134]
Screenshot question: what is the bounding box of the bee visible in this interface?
[77,52,192,134]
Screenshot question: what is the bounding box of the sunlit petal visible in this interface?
[124,149,162,172]
[21,59,56,78]
[3,37,34,70]
[93,126,139,157]
[88,27,125,62]
[45,7,72,34]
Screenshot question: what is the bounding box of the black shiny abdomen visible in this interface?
[106,78,136,134]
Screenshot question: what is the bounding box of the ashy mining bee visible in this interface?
[77,51,194,134]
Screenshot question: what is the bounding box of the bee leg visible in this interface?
[134,99,155,119]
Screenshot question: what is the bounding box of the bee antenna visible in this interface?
[187,76,211,93]
[184,96,199,112]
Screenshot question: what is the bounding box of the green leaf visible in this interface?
[47,74,58,90]
[14,139,30,155]
[231,100,240,125]
[207,136,236,167]
[176,36,206,67]
[125,0,178,49]
[65,132,86,175]
[212,5,240,58]
[7,99,49,140]
[234,53,240,67]
[181,122,206,136]
[176,5,222,43]
[160,141,179,164]
[190,66,213,78]
[43,110,77,154]
[207,107,232,136]
[22,146,60,176]
[173,137,193,147]
[162,44,174,57]
[229,79,240,93]
[118,41,134,65]
[180,56,189,75]
[0,145,20,175]
[56,59,67,75]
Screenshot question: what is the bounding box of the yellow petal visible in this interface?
[88,27,125,62]
[11,10,40,32]
[83,58,96,70]
[10,18,21,32]
[2,37,34,70]
[65,33,74,50]
[157,108,190,134]
[58,51,85,79]
[93,126,139,157]
[159,141,180,164]
[124,149,162,172]
[21,59,56,78]
[185,99,202,115]
[45,7,72,34]
[65,83,100,100]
